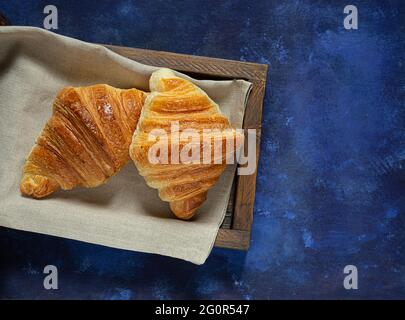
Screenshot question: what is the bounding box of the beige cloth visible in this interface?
[0,27,251,264]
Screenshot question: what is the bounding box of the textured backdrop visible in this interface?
[0,0,403,299]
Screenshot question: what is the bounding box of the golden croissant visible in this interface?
[130,69,244,219]
[20,84,146,198]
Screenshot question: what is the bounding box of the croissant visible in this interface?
[130,69,244,219]
[20,84,146,198]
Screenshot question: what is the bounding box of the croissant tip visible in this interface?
[169,192,207,220]
[169,203,198,220]
[20,175,59,199]
[150,68,177,91]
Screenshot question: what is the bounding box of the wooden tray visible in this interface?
[106,45,268,250]
[0,14,268,250]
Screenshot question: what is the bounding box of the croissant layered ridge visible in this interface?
[130,69,244,219]
[20,84,146,198]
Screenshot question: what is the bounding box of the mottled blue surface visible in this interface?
[0,0,404,299]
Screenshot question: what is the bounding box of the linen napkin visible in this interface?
[0,27,251,264]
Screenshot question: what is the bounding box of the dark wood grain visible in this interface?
[222,180,237,229]
[215,229,251,250]
[232,128,262,231]
[0,12,10,26]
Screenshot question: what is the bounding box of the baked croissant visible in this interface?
[130,69,244,219]
[20,84,146,198]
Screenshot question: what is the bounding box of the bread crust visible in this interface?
[20,84,146,198]
[130,69,243,219]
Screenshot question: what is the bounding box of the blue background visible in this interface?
[0,0,403,299]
